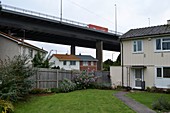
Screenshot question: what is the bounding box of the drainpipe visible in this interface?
[121,40,124,87]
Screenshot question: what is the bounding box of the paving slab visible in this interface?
[114,91,156,113]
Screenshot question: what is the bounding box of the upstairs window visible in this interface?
[70,61,76,65]
[133,40,143,53]
[156,38,170,51]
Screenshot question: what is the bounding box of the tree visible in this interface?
[0,55,35,102]
[103,54,121,71]
[32,51,49,68]
[103,59,114,71]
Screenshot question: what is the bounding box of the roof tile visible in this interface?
[121,24,170,39]
[53,54,80,61]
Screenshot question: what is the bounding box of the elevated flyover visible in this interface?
[0,4,121,70]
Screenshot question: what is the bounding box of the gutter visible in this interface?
[120,39,124,86]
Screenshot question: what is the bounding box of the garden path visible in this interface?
[114,91,156,113]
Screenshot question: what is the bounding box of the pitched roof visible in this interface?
[52,54,80,61]
[0,32,48,53]
[121,24,170,39]
[76,55,98,61]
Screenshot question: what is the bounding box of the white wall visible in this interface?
[0,35,20,60]
[121,36,170,88]
[110,66,156,89]
[0,35,46,65]
[122,37,170,66]
[49,56,80,70]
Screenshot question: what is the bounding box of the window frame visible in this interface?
[155,37,170,52]
[83,61,88,66]
[63,61,67,65]
[133,40,143,53]
[70,61,76,65]
[156,67,170,78]
[156,67,162,78]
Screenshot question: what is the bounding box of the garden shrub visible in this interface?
[94,83,112,90]
[73,74,97,90]
[29,88,46,94]
[51,88,60,93]
[0,99,14,113]
[152,96,170,112]
[146,87,151,92]
[166,89,170,94]
[59,79,76,93]
[0,55,35,102]
[150,86,157,92]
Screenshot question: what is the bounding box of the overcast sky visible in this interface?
[1,0,170,61]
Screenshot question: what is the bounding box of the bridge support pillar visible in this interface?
[71,45,75,55]
[96,40,103,71]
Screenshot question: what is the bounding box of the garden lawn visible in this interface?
[126,91,170,109]
[14,89,134,113]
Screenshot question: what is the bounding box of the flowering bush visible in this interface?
[59,79,76,93]
[73,73,98,89]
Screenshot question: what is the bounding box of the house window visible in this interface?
[156,67,170,78]
[156,38,170,51]
[29,49,33,58]
[133,40,143,52]
[70,61,76,65]
[63,61,67,65]
[83,61,88,66]
[163,67,170,78]
[156,68,162,77]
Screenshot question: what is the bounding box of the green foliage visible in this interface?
[94,83,112,90]
[59,79,76,93]
[50,88,60,93]
[0,99,14,113]
[32,51,49,68]
[152,96,170,112]
[73,73,97,90]
[29,88,46,94]
[0,55,34,102]
[103,58,121,71]
[146,86,151,92]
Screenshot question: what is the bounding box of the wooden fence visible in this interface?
[31,68,110,89]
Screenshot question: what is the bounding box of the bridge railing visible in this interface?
[1,4,122,35]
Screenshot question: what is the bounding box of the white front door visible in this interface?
[134,69,143,89]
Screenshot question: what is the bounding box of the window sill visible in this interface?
[154,50,170,53]
[132,52,144,54]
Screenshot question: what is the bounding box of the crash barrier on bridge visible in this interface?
[30,68,110,89]
[1,4,123,35]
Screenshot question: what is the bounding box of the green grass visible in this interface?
[14,89,134,113]
[126,91,170,109]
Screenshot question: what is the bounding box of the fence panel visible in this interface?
[32,68,111,89]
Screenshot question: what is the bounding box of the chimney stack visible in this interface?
[167,20,170,25]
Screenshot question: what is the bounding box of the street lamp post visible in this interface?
[60,0,62,22]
